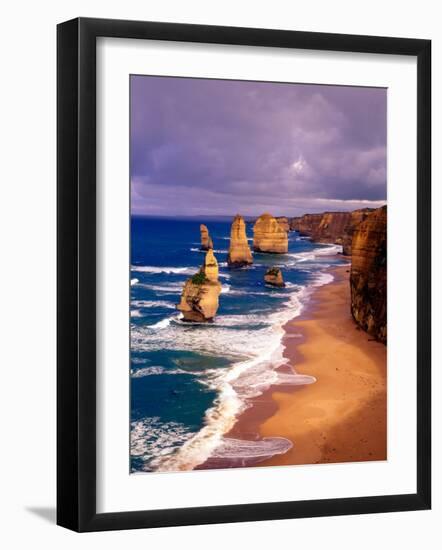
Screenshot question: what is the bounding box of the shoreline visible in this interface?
[200,264,386,469]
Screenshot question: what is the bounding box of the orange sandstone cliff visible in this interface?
[290,209,374,255]
[341,209,373,255]
[350,206,387,343]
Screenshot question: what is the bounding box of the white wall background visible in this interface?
[0,1,439,548]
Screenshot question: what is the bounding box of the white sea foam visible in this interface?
[276,372,316,385]
[211,437,293,461]
[131,265,193,275]
[315,244,343,255]
[286,243,343,264]
[131,366,188,377]
[312,272,334,286]
[130,278,139,286]
[130,309,143,318]
[148,317,173,330]
[145,283,183,293]
[132,300,175,309]
[132,264,230,279]
[131,417,196,468]
[191,247,228,254]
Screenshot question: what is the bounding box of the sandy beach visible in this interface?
[255,265,387,467]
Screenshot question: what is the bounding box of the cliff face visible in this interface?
[200,224,213,251]
[227,215,253,267]
[291,213,323,236]
[290,209,374,255]
[177,249,221,322]
[264,267,285,287]
[276,216,290,233]
[350,206,387,343]
[342,209,373,255]
[253,213,288,254]
[311,212,352,244]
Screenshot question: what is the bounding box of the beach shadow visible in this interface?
[26,506,56,524]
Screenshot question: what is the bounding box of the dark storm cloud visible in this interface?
[130,76,386,217]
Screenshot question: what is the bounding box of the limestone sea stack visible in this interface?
[200,224,213,251]
[177,249,222,322]
[264,267,285,287]
[227,215,253,267]
[253,213,288,254]
[350,206,387,343]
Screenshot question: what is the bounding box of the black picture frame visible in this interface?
[57,17,431,532]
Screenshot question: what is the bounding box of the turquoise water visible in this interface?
[130,216,347,472]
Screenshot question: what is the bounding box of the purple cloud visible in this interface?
[130,76,386,217]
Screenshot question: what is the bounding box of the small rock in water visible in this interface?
[264,267,285,288]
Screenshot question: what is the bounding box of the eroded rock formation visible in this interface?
[227,215,253,267]
[264,267,285,287]
[290,209,374,255]
[350,206,387,343]
[311,212,352,244]
[200,224,213,251]
[276,216,290,233]
[253,213,288,254]
[290,213,323,236]
[177,249,221,322]
[342,209,373,255]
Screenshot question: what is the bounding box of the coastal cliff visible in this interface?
[276,216,290,233]
[200,224,213,251]
[177,249,222,322]
[290,209,374,255]
[342,209,373,255]
[290,213,323,236]
[227,215,253,267]
[350,206,387,343]
[311,212,352,244]
[253,213,288,254]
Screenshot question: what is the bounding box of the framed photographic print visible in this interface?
[57,17,431,532]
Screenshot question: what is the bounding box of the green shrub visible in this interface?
[191,271,207,285]
[267,267,280,276]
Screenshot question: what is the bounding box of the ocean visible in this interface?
[130,216,347,472]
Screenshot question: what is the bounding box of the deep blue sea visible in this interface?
[130,216,347,472]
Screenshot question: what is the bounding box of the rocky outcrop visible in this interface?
[200,224,213,251]
[177,249,221,322]
[342,209,373,255]
[253,213,288,254]
[276,216,290,233]
[290,209,375,255]
[311,212,352,244]
[227,215,253,267]
[350,206,387,343]
[264,267,285,287]
[290,213,323,236]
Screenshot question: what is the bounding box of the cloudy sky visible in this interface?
[131,75,386,218]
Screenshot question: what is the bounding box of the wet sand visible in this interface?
[256,265,387,466]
